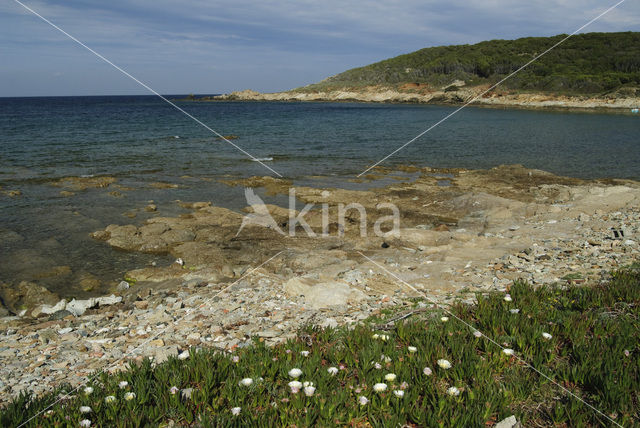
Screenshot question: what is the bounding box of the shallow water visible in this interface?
[1,96,638,296]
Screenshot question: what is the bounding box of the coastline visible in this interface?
[1,164,638,404]
[202,86,640,112]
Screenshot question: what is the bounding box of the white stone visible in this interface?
[66,299,96,316]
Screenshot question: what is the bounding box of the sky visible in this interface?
[1,0,639,96]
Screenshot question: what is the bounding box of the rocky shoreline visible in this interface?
[207,86,640,111]
[1,165,639,406]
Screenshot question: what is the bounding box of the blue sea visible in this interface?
[1,95,639,296]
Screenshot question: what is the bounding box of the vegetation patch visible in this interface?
[302,32,640,96]
[2,269,639,427]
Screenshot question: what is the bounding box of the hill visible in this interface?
[300,32,640,96]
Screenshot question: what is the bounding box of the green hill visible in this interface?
[302,32,640,95]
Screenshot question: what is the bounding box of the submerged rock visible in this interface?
[0,281,60,316]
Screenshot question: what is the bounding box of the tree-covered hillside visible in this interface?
[303,32,640,95]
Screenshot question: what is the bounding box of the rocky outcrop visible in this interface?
[211,86,640,110]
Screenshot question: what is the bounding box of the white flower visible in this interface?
[231,407,241,416]
[178,351,190,360]
[393,390,404,398]
[423,367,432,376]
[509,308,520,314]
[288,380,302,393]
[231,355,240,363]
[303,381,314,388]
[473,331,482,338]
[124,392,136,401]
[373,383,387,393]
[372,333,379,339]
[437,359,452,369]
[83,387,93,395]
[80,420,92,427]
[358,396,369,406]
[304,386,316,396]
[300,350,310,357]
[380,334,390,341]
[104,395,116,403]
[327,367,339,376]
[408,346,417,353]
[239,378,253,387]
[79,406,92,414]
[542,332,552,340]
[502,348,514,356]
[118,381,129,389]
[504,294,512,302]
[381,354,392,363]
[447,386,460,396]
[373,362,382,370]
[170,386,179,395]
[288,368,303,378]
[440,316,449,322]
[384,373,397,382]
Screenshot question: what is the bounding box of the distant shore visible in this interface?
[192,86,640,112]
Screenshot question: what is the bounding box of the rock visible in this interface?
[150,339,165,347]
[32,299,67,317]
[37,328,57,345]
[34,265,72,280]
[145,204,157,212]
[134,300,149,310]
[65,298,96,316]
[283,277,366,309]
[50,175,116,191]
[49,310,73,320]
[117,281,130,291]
[0,281,60,316]
[221,265,234,277]
[155,346,179,364]
[95,294,122,307]
[494,415,521,428]
[77,273,101,292]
